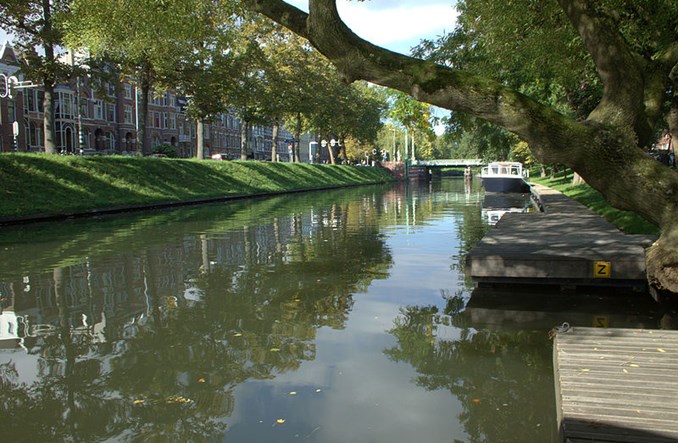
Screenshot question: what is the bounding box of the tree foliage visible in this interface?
[243,0,678,293]
[0,0,75,154]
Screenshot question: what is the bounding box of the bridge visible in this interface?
[410,159,483,168]
[380,159,484,180]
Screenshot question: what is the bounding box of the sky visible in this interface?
[285,0,459,55]
[284,1,458,133]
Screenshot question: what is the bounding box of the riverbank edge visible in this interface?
[0,182,388,226]
[0,155,395,226]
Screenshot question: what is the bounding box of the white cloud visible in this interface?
[337,3,457,53]
[285,0,459,55]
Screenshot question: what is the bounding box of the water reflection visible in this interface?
[481,193,532,225]
[0,186,404,441]
[1,179,674,442]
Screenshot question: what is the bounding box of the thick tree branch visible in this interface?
[245,0,589,167]
[242,0,309,39]
[556,0,647,134]
[245,0,678,293]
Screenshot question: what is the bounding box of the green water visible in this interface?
[1,179,674,442]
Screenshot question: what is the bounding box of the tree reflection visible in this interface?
[0,189,393,441]
[385,304,556,443]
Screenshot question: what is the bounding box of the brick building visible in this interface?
[0,42,299,161]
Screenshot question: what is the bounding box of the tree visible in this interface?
[244,0,678,294]
[65,0,239,155]
[0,0,74,154]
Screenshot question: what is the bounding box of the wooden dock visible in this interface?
[553,327,678,442]
[467,184,656,289]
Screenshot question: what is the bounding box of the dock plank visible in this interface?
[554,327,678,443]
[467,184,655,287]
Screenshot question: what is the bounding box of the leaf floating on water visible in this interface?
[233,333,242,337]
[166,395,193,404]
[472,399,481,403]
[629,364,639,368]
[133,399,145,405]
[289,391,297,395]
[315,389,322,393]
[658,348,666,353]
[276,419,286,424]
[270,348,281,352]
[580,368,590,372]
[198,378,206,383]
[623,369,628,373]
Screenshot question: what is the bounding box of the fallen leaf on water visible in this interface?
[580,368,590,372]
[623,369,628,373]
[658,348,666,353]
[289,391,297,395]
[629,364,639,368]
[315,389,322,393]
[270,348,281,352]
[198,378,206,383]
[472,399,481,403]
[276,419,286,424]
[133,399,145,405]
[233,333,242,337]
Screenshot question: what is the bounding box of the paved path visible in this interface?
[468,184,656,288]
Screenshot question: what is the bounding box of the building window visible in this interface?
[153,112,160,128]
[169,113,176,130]
[81,128,90,149]
[123,105,133,124]
[80,99,89,119]
[106,103,117,122]
[106,82,116,97]
[107,131,116,149]
[124,84,133,99]
[94,100,104,120]
[55,91,75,120]
[26,121,41,148]
[163,112,168,129]
[25,91,34,114]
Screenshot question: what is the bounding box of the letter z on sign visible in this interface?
[594,261,611,278]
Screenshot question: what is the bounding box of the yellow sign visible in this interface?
[594,261,611,278]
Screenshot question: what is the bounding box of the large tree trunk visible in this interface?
[138,72,151,155]
[40,0,57,154]
[271,119,279,161]
[42,79,56,154]
[245,0,678,293]
[240,120,250,160]
[196,119,204,159]
[294,112,302,162]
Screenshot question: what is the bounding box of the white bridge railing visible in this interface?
[411,159,483,167]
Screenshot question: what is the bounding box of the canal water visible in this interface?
[1,178,676,442]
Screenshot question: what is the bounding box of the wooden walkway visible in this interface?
[553,327,678,442]
[467,184,656,289]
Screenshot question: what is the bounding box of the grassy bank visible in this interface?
[0,154,393,220]
[529,172,659,236]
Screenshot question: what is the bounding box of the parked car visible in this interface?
[211,153,230,160]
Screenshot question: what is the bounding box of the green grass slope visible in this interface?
[0,154,393,220]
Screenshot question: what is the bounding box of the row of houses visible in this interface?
[0,42,323,162]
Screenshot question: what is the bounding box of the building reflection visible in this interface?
[0,187,401,441]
